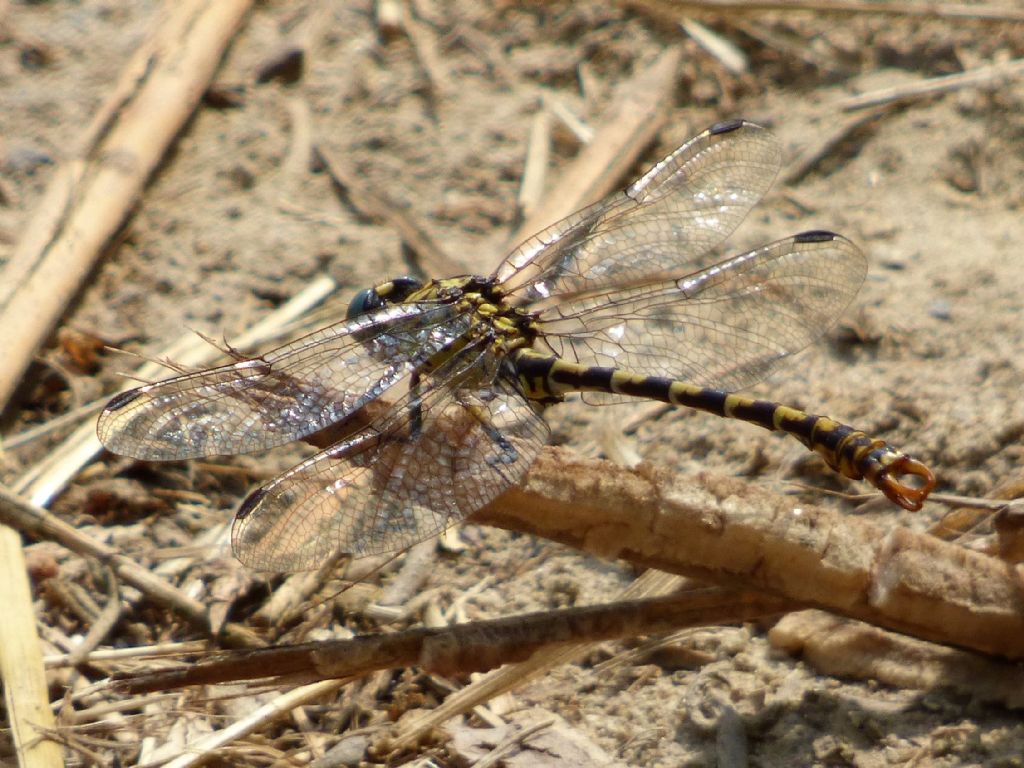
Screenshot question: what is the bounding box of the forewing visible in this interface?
[494,120,782,302]
[96,301,469,461]
[534,232,866,397]
[231,346,549,570]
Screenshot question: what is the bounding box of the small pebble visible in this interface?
[928,299,952,321]
[3,146,54,174]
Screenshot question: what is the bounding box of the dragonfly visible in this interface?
[97,119,935,571]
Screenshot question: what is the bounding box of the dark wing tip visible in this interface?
[235,487,267,521]
[709,118,749,135]
[103,388,144,412]
[793,230,839,244]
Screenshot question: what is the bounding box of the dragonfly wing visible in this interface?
[494,120,782,302]
[534,232,867,394]
[96,301,470,461]
[231,346,549,570]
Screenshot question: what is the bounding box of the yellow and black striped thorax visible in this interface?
[347,274,540,365]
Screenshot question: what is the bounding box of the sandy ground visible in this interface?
[2,2,1024,766]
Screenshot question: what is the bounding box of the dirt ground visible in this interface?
[2,1,1024,766]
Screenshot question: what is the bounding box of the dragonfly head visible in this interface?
[346,276,424,319]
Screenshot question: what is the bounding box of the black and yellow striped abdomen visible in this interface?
[511,349,933,511]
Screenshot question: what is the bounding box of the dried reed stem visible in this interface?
[475,447,1024,659]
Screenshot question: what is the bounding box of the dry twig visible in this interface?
[680,17,748,74]
[474,448,1024,659]
[116,587,785,693]
[401,1,452,102]
[781,108,893,185]
[770,611,1024,708]
[110,447,1024,710]
[160,679,346,768]
[839,57,1024,111]
[504,46,682,253]
[315,144,463,277]
[0,484,263,648]
[623,0,1024,22]
[389,569,687,750]
[0,274,339,683]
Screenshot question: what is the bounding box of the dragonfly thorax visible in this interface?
[356,274,537,354]
[426,275,539,358]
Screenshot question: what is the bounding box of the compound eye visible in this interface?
[346,287,383,320]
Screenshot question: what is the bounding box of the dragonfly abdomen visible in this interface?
[512,350,934,511]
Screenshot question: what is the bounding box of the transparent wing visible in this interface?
[494,119,782,303]
[232,342,549,570]
[533,232,866,397]
[96,301,469,461]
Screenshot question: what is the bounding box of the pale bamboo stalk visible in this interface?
[0,0,253,409]
[681,17,748,74]
[44,640,208,667]
[543,95,594,145]
[516,109,552,221]
[0,526,64,767]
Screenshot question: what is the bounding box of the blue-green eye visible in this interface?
[346,277,423,320]
[346,287,382,320]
